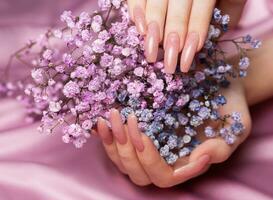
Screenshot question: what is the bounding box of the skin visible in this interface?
[127,0,247,74]
[96,37,273,187]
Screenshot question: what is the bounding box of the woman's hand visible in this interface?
[127,0,247,74]
[96,79,251,187]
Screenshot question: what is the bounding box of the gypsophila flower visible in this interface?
[1,1,260,165]
[204,126,217,138]
[49,101,62,113]
[31,68,46,84]
[63,81,80,98]
[239,57,250,70]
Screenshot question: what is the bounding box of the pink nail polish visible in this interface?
[180,32,199,73]
[110,109,127,145]
[144,22,160,63]
[98,117,113,145]
[164,32,180,74]
[128,115,145,152]
[197,154,210,165]
[174,154,210,175]
[133,7,146,35]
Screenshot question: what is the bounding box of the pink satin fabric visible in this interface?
[0,0,273,199]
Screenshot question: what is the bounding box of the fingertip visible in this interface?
[190,138,232,164]
[144,22,160,63]
[180,32,199,73]
[173,154,210,179]
[97,117,113,145]
[127,115,145,152]
[110,109,127,145]
[164,32,180,74]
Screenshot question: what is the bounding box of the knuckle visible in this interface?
[169,15,188,26]
[119,152,134,163]
[142,157,161,168]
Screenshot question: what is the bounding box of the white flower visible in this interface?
[49,101,61,113]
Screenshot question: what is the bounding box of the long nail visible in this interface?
[98,117,113,145]
[174,154,210,175]
[164,32,180,74]
[110,109,127,145]
[127,114,145,152]
[133,7,146,35]
[197,154,210,165]
[144,22,160,63]
[180,32,199,73]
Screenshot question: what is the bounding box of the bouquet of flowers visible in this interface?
[0,0,261,164]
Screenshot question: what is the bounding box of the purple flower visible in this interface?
[71,66,89,79]
[239,57,250,70]
[63,81,80,98]
[100,53,114,68]
[62,53,74,67]
[92,39,105,53]
[127,81,145,97]
[60,11,75,28]
[91,15,103,33]
[49,101,62,113]
[31,68,46,84]
[98,0,111,11]
[134,67,144,77]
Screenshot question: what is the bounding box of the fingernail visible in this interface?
[197,154,210,164]
[128,114,145,152]
[180,32,199,73]
[110,109,127,145]
[98,117,113,145]
[174,154,210,175]
[144,21,160,63]
[133,7,146,35]
[164,32,180,74]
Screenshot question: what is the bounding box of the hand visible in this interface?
[96,79,251,187]
[127,0,246,73]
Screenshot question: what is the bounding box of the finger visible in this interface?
[109,109,127,145]
[134,132,174,188]
[97,118,127,174]
[164,0,193,74]
[113,117,151,186]
[218,0,247,28]
[96,118,113,144]
[128,0,147,34]
[145,0,168,62]
[127,114,145,152]
[180,0,216,73]
[190,81,251,164]
[173,155,210,185]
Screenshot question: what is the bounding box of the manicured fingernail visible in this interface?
[133,7,146,35]
[144,21,160,63]
[110,109,127,145]
[164,32,180,74]
[197,154,210,164]
[128,114,145,152]
[98,117,113,145]
[180,32,199,73]
[174,154,210,175]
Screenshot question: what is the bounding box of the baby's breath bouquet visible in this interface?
[0,0,261,164]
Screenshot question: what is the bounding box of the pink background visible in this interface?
[0,0,273,199]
